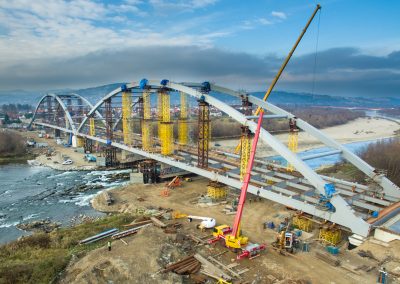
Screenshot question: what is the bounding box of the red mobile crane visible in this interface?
[209,110,266,259]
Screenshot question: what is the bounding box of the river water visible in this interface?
[267,137,396,169]
[0,164,130,244]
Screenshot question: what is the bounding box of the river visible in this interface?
[267,137,397,169]
[0,164,130,244]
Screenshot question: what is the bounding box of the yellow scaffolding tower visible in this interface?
[89,117,95,136]
[319,226,342,245]
[178,92,188,145]
[76,136,84,147]
[158,91,173,155]
[240,127,252,181]
[293,215,313,232]
[287,130,298,172]
[207,182,227,200]
[122,91,132,145]
[142,91,152,151]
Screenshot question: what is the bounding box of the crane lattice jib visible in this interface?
[122,91,132,145]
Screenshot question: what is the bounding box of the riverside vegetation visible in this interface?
[0,213,136,284]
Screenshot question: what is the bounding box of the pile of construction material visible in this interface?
[162,255,201,275]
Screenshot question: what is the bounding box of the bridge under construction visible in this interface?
[28,80,400,238]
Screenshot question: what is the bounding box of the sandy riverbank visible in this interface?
[19,130,99,170]
[213,117,400,157]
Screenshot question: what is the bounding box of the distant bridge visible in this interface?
[29,80,400,237]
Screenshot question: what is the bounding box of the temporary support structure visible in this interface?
[104,98,117,167]
[234,98,253,155]
[178,91,188,145]
[287,118,299,172]
[76,136,84,147]
[207,182,228,200]
[89,117,95,136]
[240,126,252,181]
[293,215,313,232]
[158,91,173,155]
[122,91,132,145]
[140,159,159,184]
[319,226,342,245]
[198,100,210,168]
[142,90,152,151]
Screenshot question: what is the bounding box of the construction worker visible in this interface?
[377,267,388,284]
[107,240,112,251]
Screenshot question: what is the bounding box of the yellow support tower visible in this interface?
[178,91,188,145]
[287,118,299,172]
[89,117,95,136]
[76,136,84,147]
[319,226,342,245]
[293,215,313,232]
[159,91,173,155]
[207,182,227,200]
[240,126,252,181]
[142,91,152,151]
[122,91,132,145]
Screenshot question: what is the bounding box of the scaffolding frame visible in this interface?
[207,182,228,200]
[142,90,152,151]
[319,227,342,246]
[287,118,299,172]
[198,100,210,168]
[178,91,188,145]
[240,126,252,181]
[293,215,313,232]
[158,91,173,155]
[122,91,132,145]
[104,98,117,167]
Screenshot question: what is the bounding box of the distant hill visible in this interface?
[1,83,399,108]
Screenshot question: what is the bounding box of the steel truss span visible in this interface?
[29,80,400,237]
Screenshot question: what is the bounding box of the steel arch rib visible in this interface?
[209,84,400,198]
[72,81,369,236]
[69,93,106,126]
[28,93,77,133]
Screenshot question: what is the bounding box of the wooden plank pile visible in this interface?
[194,254,232,281]
[162,255,201,275]
[150,217,167,228]
[315,251,341,266]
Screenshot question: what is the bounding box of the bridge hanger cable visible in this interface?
[311,8,321,98]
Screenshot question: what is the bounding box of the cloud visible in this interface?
[271,11,287,20]
[149,0,218,11]
[0,45,399,97]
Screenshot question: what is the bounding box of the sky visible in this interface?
[0,0,399,97]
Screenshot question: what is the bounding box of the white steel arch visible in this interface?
[29,93,77,132]
[30,80,400,237]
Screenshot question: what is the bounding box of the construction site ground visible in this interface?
[69,177,400,284]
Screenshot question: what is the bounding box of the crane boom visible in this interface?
[231,110,264,238]
[254,4,321,115]
[234,4,321,155]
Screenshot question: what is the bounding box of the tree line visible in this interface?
[0,131,26,157]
